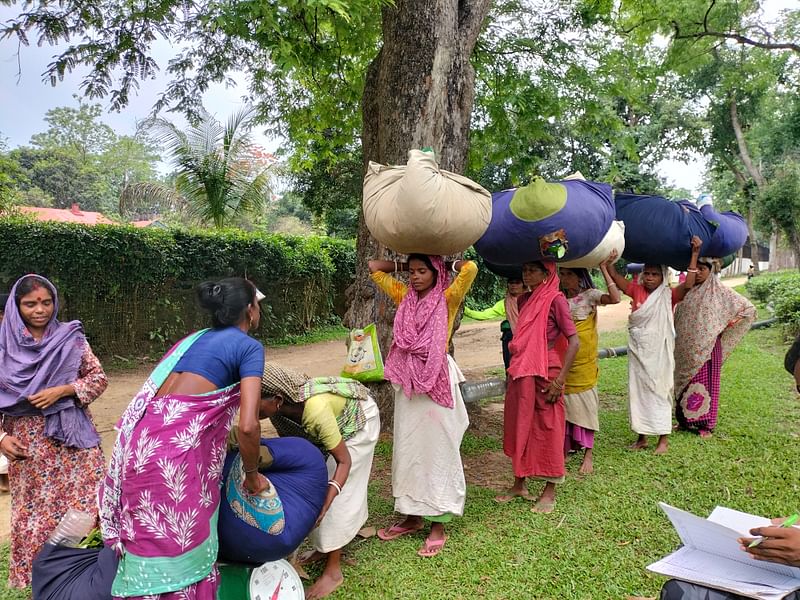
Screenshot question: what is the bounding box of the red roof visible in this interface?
[19,204,114,225]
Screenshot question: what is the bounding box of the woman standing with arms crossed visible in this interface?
[496,260,580,513]
[0,275,108,589]
[369,254,477,558]
[559,253,620,474]
[99,277,267,600]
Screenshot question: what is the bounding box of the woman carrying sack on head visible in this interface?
[99,277,267,600]
[607,237,702,454]
[496,260,580,513]
[673,257,756,437]
[558,252,620,475]
[259,363,380,600]
[369,254,477,558]
[0,275,108,589]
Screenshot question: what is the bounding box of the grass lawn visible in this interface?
[2,325,796,599]
[326,324,799,599]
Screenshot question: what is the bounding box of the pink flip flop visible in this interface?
[377,522,423,541]
[417,535,448,557]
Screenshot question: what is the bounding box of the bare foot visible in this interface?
[628,439,648,451]
[305,571,344,599]
[578,458,593,475]
[699,430,712,439]
[531,498,555,513]
[654,442,668,455]
[495,489,533,503]
[298,550,326,566]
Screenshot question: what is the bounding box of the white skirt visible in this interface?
[310,396,380,552]
[392,355,469,517]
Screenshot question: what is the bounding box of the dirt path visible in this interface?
[0,277,746,542]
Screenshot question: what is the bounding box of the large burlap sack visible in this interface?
[473,177,615,266]
[363,149,492,255]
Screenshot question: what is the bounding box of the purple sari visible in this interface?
[99,330,240,599]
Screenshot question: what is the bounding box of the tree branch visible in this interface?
[671,18,800,54]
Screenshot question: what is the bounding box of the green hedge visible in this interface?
[0,217,508,357]
[0,217,356,356]
[746,271,800,335]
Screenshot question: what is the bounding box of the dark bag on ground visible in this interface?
[31,544,118,600]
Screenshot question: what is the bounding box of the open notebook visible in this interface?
[648,503,800,600]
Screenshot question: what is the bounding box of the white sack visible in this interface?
[363,149,492,255]
[559,220,626,268]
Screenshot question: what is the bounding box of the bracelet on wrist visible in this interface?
[243,465,259,474]
[687,268,698,273]
[328,480,342,495]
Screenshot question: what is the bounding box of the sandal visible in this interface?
[377,522,423,541]
[417,535,448,557]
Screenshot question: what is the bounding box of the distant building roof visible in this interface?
[131,219,167,228]
[19,204,113,225]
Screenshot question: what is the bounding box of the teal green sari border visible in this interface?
[111,509,219,596]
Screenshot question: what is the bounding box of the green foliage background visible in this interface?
[0,218,508,355]
[0,217,355,355]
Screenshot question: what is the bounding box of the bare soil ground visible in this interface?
[0,281,746,541]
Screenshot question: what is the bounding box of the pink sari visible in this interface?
[99,330,240,599]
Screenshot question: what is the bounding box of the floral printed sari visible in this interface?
[99,330,240,599]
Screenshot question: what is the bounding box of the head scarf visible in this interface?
[261,362,309,403]
[0,275,100,448]
[384,255,453,408]
[674,266,756,394]
[697,257,721,274]
[507,261,564,380]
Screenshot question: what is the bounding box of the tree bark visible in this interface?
[344,0,492,430]
[730,96,767,190]
[720,153,761,275]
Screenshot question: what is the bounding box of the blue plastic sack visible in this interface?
[218,437,328,564]
[474,178,615,266]
[615,193,746,270]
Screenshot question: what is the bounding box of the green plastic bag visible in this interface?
[341,323,385,382]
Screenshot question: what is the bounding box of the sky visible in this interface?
[0,1,794,194]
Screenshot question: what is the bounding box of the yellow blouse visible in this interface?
[370,260,479,346]
[301,392,347,451]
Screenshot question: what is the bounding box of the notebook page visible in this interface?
[659,503,800,580]
[708,506,773,536]
[648,546,800,597]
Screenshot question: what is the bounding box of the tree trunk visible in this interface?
[343,0,492,431]
[720,153,761,275]
[769,230,779,272]
[746,207,762,275]
[730,96,767,190]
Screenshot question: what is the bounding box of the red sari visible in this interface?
[504,263,576,479]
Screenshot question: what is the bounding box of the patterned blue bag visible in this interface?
[225,455,285,535]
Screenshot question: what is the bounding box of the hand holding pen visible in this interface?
[739,513,800,567]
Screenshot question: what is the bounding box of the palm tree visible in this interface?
[120,106,274,227]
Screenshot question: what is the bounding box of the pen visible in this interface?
[748,513,800,548]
